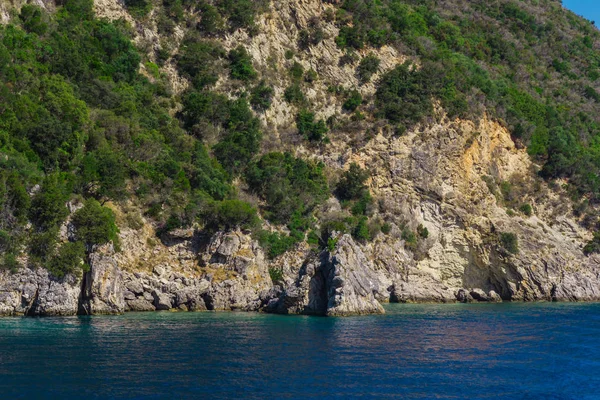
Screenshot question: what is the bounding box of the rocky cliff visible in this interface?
[2,0,600,316]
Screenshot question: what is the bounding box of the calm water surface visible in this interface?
[1,303,599,399]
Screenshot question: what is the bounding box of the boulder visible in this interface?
[151,290,172,310]
[127,298,156,312]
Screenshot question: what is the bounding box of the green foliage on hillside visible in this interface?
[0,0,265,274]
[71,199,120,248]
[246,152,329,226]
[336,0,600,208]
[6,0,600,268]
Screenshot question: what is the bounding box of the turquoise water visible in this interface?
[1,303,600,399]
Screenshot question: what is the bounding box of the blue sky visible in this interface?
[563,0,600,25]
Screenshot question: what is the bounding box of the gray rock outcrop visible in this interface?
[267,234,385,316]
[79,244,125,315]
[0,268,80,316]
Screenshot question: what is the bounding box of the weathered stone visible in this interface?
[127,298,156,312]
[126,281,144,295]
[151,290,172,310]
[323,235,385,316]
[79,244,125,315]
[0,268,80,316]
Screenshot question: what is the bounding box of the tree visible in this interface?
[71,198,119,248]
[296,110,328,142]
[29,174,70,232]
[336,163,369,201]
[228,46,257,81]
[357,54,380,83]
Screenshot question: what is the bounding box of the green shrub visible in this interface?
[29,229,59,261]
[296,110,328,142]
[71,199,120,248]
[343,89,362,112]
[357,54,380,83]
[205,199,259,230]
[269,267,284,284]
[177,38,225,89]
[402,227,417,251]
[245,152,329,225]
[375,61,438,127]
[217,0,262,32]
[417,224,429,239]
[304,68,318,84]
[228,46,257,81]
[19,5,48,35]
[584,232,600,255]
[284,84,305,105]
[47,241,88,278]
[327,237,338,252]
[520,203,533,216]
[500,232,519,254]
[29,174,70,232]
[289,61,304,81]
[336,163,369,201]
[257,230,300,259]
[298,25,324,49]
[197,2,224,34]
[352,216,370,242]
[250,81,274,112]
[381,222,392,234]
[350,191,372,216]
[0,253,20,273]
[123,0,152,17]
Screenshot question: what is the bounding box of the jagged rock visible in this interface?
[268,236,385,316]
[153,265,165,277]
[456,289,472,303]
[126,281,144,295]
[324,235,385,316]
[142,291,154,302]
[200,231,272,311]
[79,245,125,315]
[151,290,172,310]
[0,268,80,316]
[488,290,502,303]
[266,260,327,315]
[124,291,136,300]
[127,299,156,312]
[174,281,210,311]
[390,282,456,303]
[470,289,490,302]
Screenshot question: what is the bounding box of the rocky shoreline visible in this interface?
[2,226,600,318]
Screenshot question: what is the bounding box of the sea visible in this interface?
[1,303,599,399]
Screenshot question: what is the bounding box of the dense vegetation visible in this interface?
[0,0,268,273]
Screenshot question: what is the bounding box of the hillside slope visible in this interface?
[2,0,600,315]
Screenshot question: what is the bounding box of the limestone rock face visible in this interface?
[0,268,80,316]
[267,235,385,316]
[200,231,273,311]
[324,235,385,316]
[80,244,125,315]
